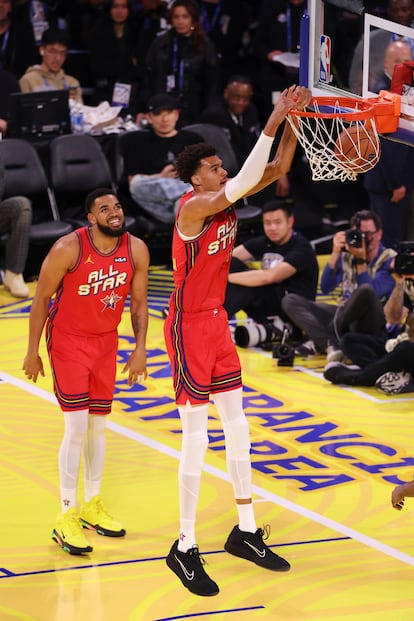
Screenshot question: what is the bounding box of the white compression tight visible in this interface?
[177,388,254,549]
[58,410,106,512]
[213,388,252,500]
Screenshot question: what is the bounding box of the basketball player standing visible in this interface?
[22,188,149,555]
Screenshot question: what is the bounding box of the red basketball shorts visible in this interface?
[164,306,242,405]
[47,329,118,414]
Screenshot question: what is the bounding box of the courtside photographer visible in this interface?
[282,210,397,359]
[224,199,319,349]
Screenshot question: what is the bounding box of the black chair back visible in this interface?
[0,138,73,244]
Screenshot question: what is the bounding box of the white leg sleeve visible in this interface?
[58,410,89,510]
[213,388,252,500]
[225,132,274,203]
[178,404,209,531]
[83,414,106,502]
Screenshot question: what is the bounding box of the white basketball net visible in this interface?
[287,99,381,182]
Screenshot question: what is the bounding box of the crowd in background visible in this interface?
[3,1,414,402]
[1,0,413,249]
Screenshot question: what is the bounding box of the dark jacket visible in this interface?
[144,30,220,124]
[200,96,260,165]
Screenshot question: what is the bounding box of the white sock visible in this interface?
[61,488,78,514]
[177,518,196,552]
[237,502,256,533]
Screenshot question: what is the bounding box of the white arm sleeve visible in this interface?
[224,132,274,204]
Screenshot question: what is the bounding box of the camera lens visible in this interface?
[234,323,268,348]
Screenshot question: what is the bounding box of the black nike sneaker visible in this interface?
[224,525,291,571]
[166,540,219,596]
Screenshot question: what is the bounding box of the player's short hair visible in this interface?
[261,199,293,218]
[85,187,117,213]
[175,143,217,183]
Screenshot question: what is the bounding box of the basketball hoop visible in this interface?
[287,97,381,182]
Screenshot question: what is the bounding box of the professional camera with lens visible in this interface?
[394,241,414,275]
[234,320,281,348]
[345,228,365,248]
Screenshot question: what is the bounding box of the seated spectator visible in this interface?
[142,0,220,125]
[223,199,319,329]
[200,74,260,167]
[122,93,202,224]
[201,72,290,208]
[372,39,412,92]
[19,27,83,103]
[0,151,32,298]
[0,0,40,78]
[0,66,20,135]
[88,0,142,108]
[282,210,396,357]
[348,0,414,95]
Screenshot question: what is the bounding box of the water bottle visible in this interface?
[70,101,84,135]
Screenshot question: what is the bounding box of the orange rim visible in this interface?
[289,97,375,122]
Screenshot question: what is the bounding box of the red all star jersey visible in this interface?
[170,191,238,313]
[47,227,135,336]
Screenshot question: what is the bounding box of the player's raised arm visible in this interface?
[177,86,311,234]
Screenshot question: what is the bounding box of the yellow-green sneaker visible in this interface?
[52,508,93,555]
[79,496,126,537]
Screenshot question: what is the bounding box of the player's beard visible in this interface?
[97,221,126,237]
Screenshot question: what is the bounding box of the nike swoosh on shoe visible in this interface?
[244,540,266,557]
[175,555,195,580]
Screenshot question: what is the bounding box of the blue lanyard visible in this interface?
[0,29,9,59]
[172,36,185,91]
[200,1,222,33]
[42,75,68,89]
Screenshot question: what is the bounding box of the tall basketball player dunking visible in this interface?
[163,85,312,596]
[23,188,149,555]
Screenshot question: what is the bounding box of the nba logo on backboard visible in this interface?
[319,35,331,84]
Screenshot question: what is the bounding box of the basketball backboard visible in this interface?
[304,1,414,143]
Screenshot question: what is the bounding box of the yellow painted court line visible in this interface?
[1,369,414,568]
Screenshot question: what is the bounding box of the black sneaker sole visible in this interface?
[166,555,219,597]
[79,519,126,537]
[52,530,93,555]
[224,541,291,572]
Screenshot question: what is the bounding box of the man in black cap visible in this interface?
[122,93,202,223]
